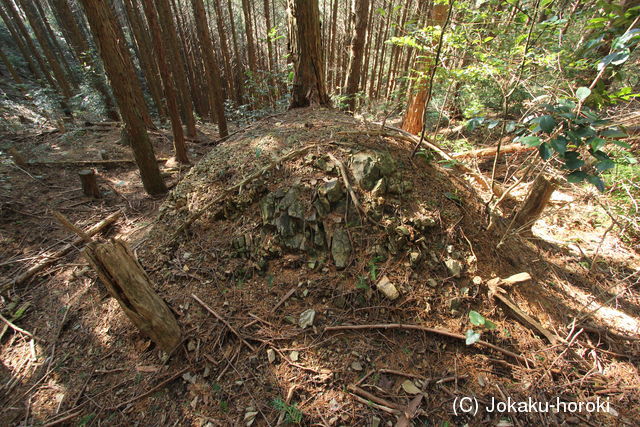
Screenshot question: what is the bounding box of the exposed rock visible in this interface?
[299,309,316,329]
[289,351,299,362]
[376,275,399,300]
[331,228,351,269]
[371,178,386,197]
[267,348,276,363]
[350,152,381,190]
[351,361,363,371]
[445,258,463,278]
[318,179,344,203]
[409,251,421,268]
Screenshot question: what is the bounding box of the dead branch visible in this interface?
[192,294,256,352]
[1,210,122,294]
[0,312,46,342]
[452,143,535,159]
[324,323,530,364]
[107,367,190,410]
[26,158,169,166]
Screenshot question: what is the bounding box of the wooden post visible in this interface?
[511,175,558,232]
[78,169,101,198]
[83,239,181,352]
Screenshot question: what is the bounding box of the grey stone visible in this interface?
[313,197,331,218]
[331,228,352,269]
[371,178,386,196]
[275,213,294,236]
[377,151,396,176]
[376,275,399,300]
[445,258,463,278]
[260,193,277,224]
[318,179,344,203]
[350,152,381,190]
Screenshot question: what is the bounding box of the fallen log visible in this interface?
[1,211,122,294]
[83,239,181,352]
[26,158,169,166]
[452,143,535,159]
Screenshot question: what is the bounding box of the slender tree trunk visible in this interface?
[33,0,78,88]
[0,46,23,84]
[374,0,391,99]
[360,0,375,107]
[16,0,74,100]
[192,0,228,137]
[343,0,369,111]
[226,0,245,103]
[368,8,382,99]
[211,0,235,103]
[402,3,448,134]
[49,0,119,120]
[0,4,43,81]
[241,0,258,75]
[141,0,189,164]
[122,0,166,120]
[328,0,338,91]
[287,0,330,108]
[78,0,166,195]
[155,0,197,138]
[1,0,56,88]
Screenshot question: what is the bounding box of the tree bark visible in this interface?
[121,0,167,120]
[402,3,448,134]
[79,0,166,195]
[83,239,181,353]
[49,0,120,121]
[0,0,56,87]
[155,0,198,138]
[0,4,41,80]
[287,0,330,108]
[328,0,339,91]
[511,175,558,232]
[241,0,258,75]
[0,46,23,84]
[191,0,228,137]
[342,0,369,112]
[78,169,101,198]
[226,0,244,103]
[16,0,74,100]
[141,0,189,164]
[211,0,235,103]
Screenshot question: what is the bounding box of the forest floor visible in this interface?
[0,107,639,426]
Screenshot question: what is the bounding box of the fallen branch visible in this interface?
[27,158,169,166]
[452,143,535,159]
[192,294,256,352]
[1,210,122,294]
[324,323,530,364]
[327,153,381,226]
[107,367,190,410]
[0,312,46,342]
[347,384,404,411]
[170,145,315,241]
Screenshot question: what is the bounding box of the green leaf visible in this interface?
[516,135,543,147]
[469,310,485,326]
[595,159,615,172]
[600,128,627,138]
[576,87,591,101]
[484,320,497,330]
[567,171,588,183]
[588,137,606,152]
[587,175,605,192]
[539,115,557,133]
[539,143,552,160]
[563,151,585,170]
[550,137,567,155]
[465,329,481,345]
[612,140,631,149]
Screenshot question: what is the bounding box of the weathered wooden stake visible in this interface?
[512,174,558,232]
[83,239,181,352]
[78,169,101,198]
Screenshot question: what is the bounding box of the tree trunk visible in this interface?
[83,239,181,353]
[78,169,101,198]
[0,5,42,80]
[226,0,244,103]
[192,0,228,137]
[16,0,74,100]
[0,45,23,84]
[0,0,56,88]
[155,0,198,138]
[511,175,558,233]
[241,0,258,75]
[402,3,448,134]
[141,0,189,164]
[287,0,330,108]
[211,0,235,103]
[49,0,120,121]
[328,0,339,92]
[79,0,166,195]
[342,0,369,112]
